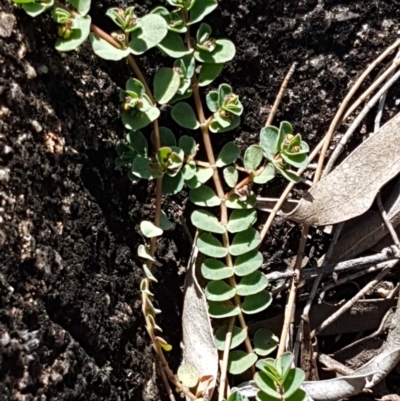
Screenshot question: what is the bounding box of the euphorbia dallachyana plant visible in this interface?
[12,0,310,399]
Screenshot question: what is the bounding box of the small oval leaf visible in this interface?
[216,142,240,167]
[228,351,258,375]
[199,63,224,87]
[223,166,238,188]
[208,301,240,318]
[254,329,279,357]
[226,193,257,209]
[140,221,163,238]
[229,227,261,256]
[244,145,263,171]
[201,258,233,280]
[236,271,268,296]
[283,369,305,399]
[214,325,248,351]
[227,209,257,233]
[242,290,272,315]
[205,280,236,301]
[191,209,226,234]
[154,67,181,104]
[254,163,275,184]
[189,185,221,207]
[233,250,263,276]
[255,372,281,399]
[171,102,200,130]
[197,233,228,258]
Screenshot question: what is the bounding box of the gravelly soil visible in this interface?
[1,0,400,400]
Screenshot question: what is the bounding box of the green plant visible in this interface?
[12,0,310,399]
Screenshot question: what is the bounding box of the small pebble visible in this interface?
[31,120,42,133]
[24,61,37,80]
[37,65,49,75]
[0,168,10,183]
[0,12,16,38]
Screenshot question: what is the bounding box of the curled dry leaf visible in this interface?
[182,237,218,400]
[284,112,400,226]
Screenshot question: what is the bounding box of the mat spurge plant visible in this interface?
[12,0,309,399]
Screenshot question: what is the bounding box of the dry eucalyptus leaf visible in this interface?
[284,113,400,226]
[182,239,218,400]
[330,176,400,262]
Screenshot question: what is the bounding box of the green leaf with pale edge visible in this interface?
[189,185,221,207]
[228,351,257,375]
[242,290,272,314]
[143,264,158,282]
[234,250,263,276]
[276,352,293,382]
[281,153,308,169]
[185,166,214,189]
[283,369,305,398]
[254,329,279,356]
[256,358,279,381]
[273,163,300,183]
[177,364,199,388]
[159,211,173,231]
[210,114,240,133]
[206,91,219,113]
[227,209,257,233]
[236,271,268,296]
[285,389,307,401]
[188,0,218,24]
[216,142,240,167]
[157,31,193,58]
[244,145,263,171]
[171,102,199,130]
[225,193,257,209]
[205,280,236,301]
[154,68,180,104]
[215,325,247,351]
[229,227,261,256]
[55,15,91,52]
[191,210,226,234]
[182,161,196,180]
[127,130,148,156]
[194,39,235,64]
[255,372,280,399]
[22,1,54,17]
[67,0,91,16]
[122,107,160,131]
[90,34,131,60]
[228,391,250,401]
[260,126,279,160]
[199,63,224,86]
[197,233,227,258]
[131,156,162,180]
[157,127,176,147]
[223,166,238,188]
[138,245,161,266]
[140,221,163,238]
[162,171,184,195]
[208,301,240,318]
[129,14,168,54]
[179,136,197,156]
[254,163,275,184]
[201,258,233,280]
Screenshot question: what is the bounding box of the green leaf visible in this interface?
[279,120,293,137]
[189,185,221,207]
[234,250,263,276]
[154,68,181,104]
[188,0,218,24]
[273,163,300,183]
[276,352,293,382]
[283,369,305,399]
[162,171,184,195]
[179,136,197,156]
[127,130,148,156]
[210,114,240,133]
[227,391,250,401]
[140,221,163,238]
[197,233,227,258]
[208,301,240,318]
[67,0,91,16]
[129,14,168,54]
[229,227,261,256]
[90,33,131,60]
[228,351,258,375]
[131,156,163,180]
[160,211,174,230]
[260,126,279,160]
[157,31,193,58]
[242,290,272,314]
[55,15,91,52]
[255,372,281,399]
[281,153,308,169]
[225,193,257,209]
[215,325,247,351]
[216,142,240,167]
[206,91,219,113]
[171,102,199,130]
[218,84,232,107]
[182,161,196,180]
[177,364,199,388]
[206,280,236,302]
[236,271,268,296]
[157,127,176,147]
[256,358,279,381]
[201,258,233,281]
[223,166,238,188]
[21,1,54,17]
[195,39,236,64]
[196,22,212,43]
[254,329,279,357]
[186,166,214,188]
[285,389,308,401]
[199,63,224,87]
[191,210,226,234]
[244,145,263,171]
[226,209,257,233]
[138,245,161,267]
[122,107,160,131]
[143,264,158,282]
[253,163,275,184]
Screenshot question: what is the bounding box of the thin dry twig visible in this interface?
[377,193,400,248]
[317,353,355,376]
[311,261,396,336]
[219,317,235,400]
[158,362,177,401]
[265,62,297,126]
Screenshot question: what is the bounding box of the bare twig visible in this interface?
[219,317,235,400]
[377,193,400,248]
[265,63,297,126]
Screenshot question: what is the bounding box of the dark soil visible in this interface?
[1,0,400,400]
